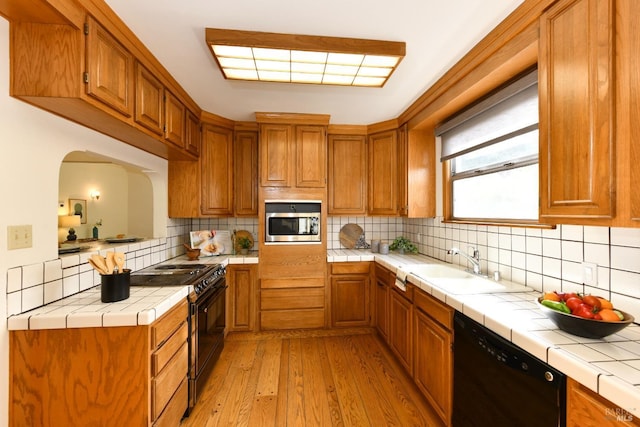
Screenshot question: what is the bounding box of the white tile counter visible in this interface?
[328,249,640,418]
[7,252,259,331]
[8,249,638,416]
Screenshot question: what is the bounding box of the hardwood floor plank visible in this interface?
[182,330,438,427]
[323,336,372,426]
[274,339,290,426]
[286,338,307,426]
[246,339,283,427]
[300,337,333,426]
[316,337,345,426]
[353,334,439,426]
[329,335,404,426]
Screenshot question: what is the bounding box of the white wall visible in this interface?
[0,18,169,427]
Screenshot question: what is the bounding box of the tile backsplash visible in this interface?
[5,218,191,317]
[6,215,640,322]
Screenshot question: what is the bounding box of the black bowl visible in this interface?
[536,297,635,339]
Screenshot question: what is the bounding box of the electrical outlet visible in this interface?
[7,225,32,250]
[582,262,598,287]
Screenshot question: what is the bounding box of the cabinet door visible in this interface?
[368,130,399,215]
[201,124,233,216]
[414,309,452,425]
[234,130,259,216]
[398,124,408,216]
[260,124,293,187]
[389,289,413,375]
[618,0,640,223]
[185,111,200,156]
[164,91,186,148]
[331,275,370,327]
[539,0,614,221]
[566,377,640,426]
[227,265,256,332]
[134,62,163,135]
[328,134,367,215]
[295,125,327,187]
[85,16,133,117]
[374,273,390,342]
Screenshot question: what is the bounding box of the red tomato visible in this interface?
[575,303,595,319]
[566,297,583,313]
[582,295,601,311]
[561,292,580,302]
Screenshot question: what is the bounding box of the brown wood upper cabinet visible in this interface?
[259,123,327,188]
[368,129,399,215]
[85,16,134,118]
[201,123,234,216]
[186,110,201,156]
[134,62,164,135]
[257,113,329,188]
[9,10,198,160]
[539,0,615,222]
[234,129,259,216]
[165,90,187,149]
[328,133,367,215]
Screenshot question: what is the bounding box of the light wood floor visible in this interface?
[181,328,441,427]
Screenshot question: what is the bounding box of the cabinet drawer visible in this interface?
[261,288,325,310]
[414,288,453,330]
[152,321,188,376]
[261,309,325,330]
[152,342,188,420]
[151,299,188,349]
[375,264,393,284]
[392,282,414,302]
[153,377,188,427]
[261,277,324,289]
[331,262,370,275]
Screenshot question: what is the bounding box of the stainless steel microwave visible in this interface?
[265,200,321,243]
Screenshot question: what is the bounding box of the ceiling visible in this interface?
[105,0,524,125]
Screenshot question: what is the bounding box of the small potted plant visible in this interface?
[389,236,418,254]
[237,236,252,255]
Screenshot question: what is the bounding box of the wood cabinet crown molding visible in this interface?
[255,112,330,125]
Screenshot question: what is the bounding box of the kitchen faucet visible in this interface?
[448,246,483,275]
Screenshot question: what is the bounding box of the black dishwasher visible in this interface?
[453,312,566,426]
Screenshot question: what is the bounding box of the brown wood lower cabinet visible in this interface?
[227,264,258,332]
[566,377,640,427]
[9,299,189,427]
[413,288,453,426]
[330,262,371,327]
[389,284,414,376]
[260,277,326,330]
[374,263,392,342]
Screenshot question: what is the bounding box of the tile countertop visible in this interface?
[7,252,258,331]
[7,248,638,416]
[329,249,640,418]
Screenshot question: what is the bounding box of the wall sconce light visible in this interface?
[58,215,81,241]
[90,189,101,200]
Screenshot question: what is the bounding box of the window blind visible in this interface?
[436,69,538,161]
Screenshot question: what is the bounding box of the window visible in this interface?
[436,70,539,223]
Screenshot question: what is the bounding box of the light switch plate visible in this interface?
[7,225,32,249]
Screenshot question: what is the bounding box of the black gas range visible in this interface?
[130,263,225,297]
[130,262,227,416]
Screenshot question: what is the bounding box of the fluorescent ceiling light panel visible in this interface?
[206,28,405,87]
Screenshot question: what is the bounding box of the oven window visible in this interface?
[268,217,319,235]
